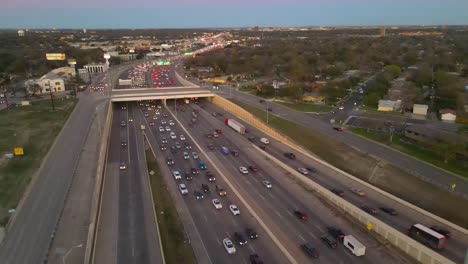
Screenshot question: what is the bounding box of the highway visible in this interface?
[138,98,413,263]
[93,102,164,264]
[200,99,468,263]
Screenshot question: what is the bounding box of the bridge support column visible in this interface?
[162,99,167,107]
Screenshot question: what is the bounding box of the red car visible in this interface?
[215,129,223,133]
[333,127,343,132]
[294,211,309,221]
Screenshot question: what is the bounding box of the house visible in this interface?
[413,104,428,116]
[37,72,65,93]
[440,109,457,122]
[378,100,401,112]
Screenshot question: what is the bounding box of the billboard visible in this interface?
[14,147,24,156]
[67,59,77,65]
[46,53,66,60]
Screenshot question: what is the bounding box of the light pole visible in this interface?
[266,100,269,124]
[48,80,55,111]
[62,244,82,264]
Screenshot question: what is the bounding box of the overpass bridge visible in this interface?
[111,86,215,103]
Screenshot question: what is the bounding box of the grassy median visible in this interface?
[0,98,77,225]
[229,98,468,228]
[146,149,197,264]
[276,101,333,113]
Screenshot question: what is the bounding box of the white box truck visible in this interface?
[343,235,365,256]
[224,118,245,134]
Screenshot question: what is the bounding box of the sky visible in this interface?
[1,0,467,28]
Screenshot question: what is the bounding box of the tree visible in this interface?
[363,92,380,108]
[383,65,402,80]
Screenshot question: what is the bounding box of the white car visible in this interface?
[180,135,186,141]
[262,180,272,189]
[161,120,167,124]
[119,163,126,170]
[223,238,236,254]
[260,137,270,144]
[155,111,161,115]
[183,152,190,160]
[229,204,240,216]
[157,105,162,109]
[297,168,309,175]
[239,166,249,174]
[170,132,177,139]
[165,126,171,132]
[338,106,345,110]
[192,152,199,159]
[179,183,188,195]
[169,120,175,126]
[172,170,182,180]
[158,127,164,132]
[212,198,222,209]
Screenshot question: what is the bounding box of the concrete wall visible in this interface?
[174,71,198,87]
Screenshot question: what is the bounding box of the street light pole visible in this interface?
[48,81,55,111]
[266,100,269,124]
[62,244,82,264]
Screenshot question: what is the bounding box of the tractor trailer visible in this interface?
[224,118,245,134]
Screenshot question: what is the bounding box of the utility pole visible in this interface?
[266,100,269,124]
[49,81,55,111]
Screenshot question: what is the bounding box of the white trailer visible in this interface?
[225,118,245,134]
[343,235,366,256]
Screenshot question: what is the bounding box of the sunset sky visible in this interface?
[1,0,467,28]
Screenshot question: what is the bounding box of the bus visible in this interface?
[408,224,446,250]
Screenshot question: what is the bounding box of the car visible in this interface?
[333,127,343,132]
[183,152,190,160]
[248,136,255,142]
[170,132,177,139]
[207,143,215,150]
[179,183,188,195]
[213,132,219,138]
[121,140,127,147]
[327,226,345,241]
[321,235,338,249]
[249,254,264,264]
[161,138,168,144]
[163,113,168,117]
[267,107,273,112]
[199,162,207,170]
[259,138,269,144]
[175,142,181,149]
[301,243,319,258]
[239,166,249,174]
[248,165,258,172]
[361,206,378,215]
[119,163,126,170]
[165,126,171,132]
[229,204,240,216]
[259,145,266,150]
[259,99,265,103]
[338,106,344,110]
[216,185,227,196]
[157,104,162,109]
[201,183,210,193]
[297,168,308,175]
[215,129,223,133]
[152,116,157,120]
[159,127,164,132]
[331,189,344,197]
[350,188,366,196]
[180,135,186,141]
[380,207,398,216]
[294,210,309,221]
[191,168,199,175]
[192,152,199,159]
[184,143,192,149]
[430,226,451,238]
[160,145,167,151]
[206,171,216,182]
[144,112,149,117]
[223,238,236,254]
[121,106,127,110]
[172,170,182,180]
[212,198,222,209]
[170,146,177,154]
[206,133,213,139]
[169,120,175,126]
[231,150,239,157]
[306,167,317,173]
[149,122,155,126]
[234,232,248,246]
[185,173,193,181]
[262,180,272,189]
[284,152,296,159]
[161,120,167,124]
[128,117,134,122]
[120,121,126,127]
[194,190,204,200]
[245,228,258,239]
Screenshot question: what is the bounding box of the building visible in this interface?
[78,69,91,84]
[440,109,456,122]
[413,104,428,116]
[380,27,386,37]
[37,72,65,93]
[18,30,25,37]
[378,100,400,112]
[83,63,108,74]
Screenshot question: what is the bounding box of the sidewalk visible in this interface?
[46,99,108,264]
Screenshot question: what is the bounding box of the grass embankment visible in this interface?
[0,98,77,225]
[146,149,197,264]
[276,101,333,113]
[350,128,468,179]
[229,99,468,228]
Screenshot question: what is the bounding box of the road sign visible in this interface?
[367,223,373,231]
[46,53,66,60]
[14,147,24,156]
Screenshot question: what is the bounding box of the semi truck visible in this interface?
[224,118,245,134]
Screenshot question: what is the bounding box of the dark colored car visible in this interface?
[215,129,223,133]
[166,157,174,165]
[185,173,193,181]
[430,226,451,238]
[160,145,167,151]
[248,136,255,142]
[206,133,213,139]
[284,152,296,159]
[231,150,239,157]
[246,228,258,239]
[306,167,317,173]
[259,99,265,103]
[249,254,264,264]
[333,127,343,132]
[259,145,266,150]
[207,143,215,150]
[327,226,345,241]
[234,232,248,246]
[121,140,127,147]
[170,146,177,154]
[248,166,258,172]
[320,235,338,249]
[331,189,345,197]
[300,243,319,258]
[361,206,378,215]
[206,171,216,182]
[380,207,398,216]
[191,168,199,175]
[194,190,204,200]
[267,107,273,112]
[201,184,210,193]
[294,211,309,221]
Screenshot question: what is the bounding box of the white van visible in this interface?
[260,137,270,144]
[343,235,366,256]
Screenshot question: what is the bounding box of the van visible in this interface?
[343,235,365,256]
[260,138,269,144]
